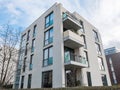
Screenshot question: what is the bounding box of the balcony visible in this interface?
[62,12,82,30]
[64,30,84,49]
[64,52,88,68]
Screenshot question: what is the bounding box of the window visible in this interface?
[31,39,35,52]
[44,28,53,46]
[83,51,89,66]
[98,57,105,70]
[93,30,99,42]
[87,72,92,86]
[29,54,33,70]
[112,72,117,84]
[33,25,37,37]
[27,74,32,88]
[27,30,30,41]
[23,58,26,72]
[42,71,52,88]
[80,20,85,33]
[95,43,102,55]
[101,74,108,86]
[43,46,53,66]
[20,76,24,89]
[45,12,53,28]
[25,43,28,55]
[82,35,87,49]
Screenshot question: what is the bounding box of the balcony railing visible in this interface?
[63,12,80,25]
[62,12,81,30]
[64,30,84,48]
[64,52,88,67]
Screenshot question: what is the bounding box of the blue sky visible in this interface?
[0,0,120,49]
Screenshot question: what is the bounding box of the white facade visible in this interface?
[14,3,111,89]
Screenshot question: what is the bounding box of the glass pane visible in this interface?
[45,16,49,25]
[48,57,53,65]
[44,49,48,59]
[49,47,53,58]
[45,31,49,40]
[50,28,53,38]
[50,13,53,25]
[44,60,48,66]
[45,31,49,45]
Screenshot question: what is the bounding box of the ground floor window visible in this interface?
[101,74,108,86]
[87,72,92,86]
[42,71,52,88]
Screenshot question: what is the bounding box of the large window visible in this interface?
[33,25,37,37]
[45,12,53,28]
[27,30,30,41]
[82,35,87,49]
[87,72,92,86]
[80,20,85,33]
[20,76,24,89]
[42,71,52,88]
[23,58,26,72]
[83,51,89,66]
[93,30,99,42]
[25,43,28,56]
[29,54,33,70]
[31,39,35,52]
[43,46,53,66]
[101,74,108,86]
[98,57,105,70]
[95,43,102,55]
[27,74,32,88]
[44,28,53,46]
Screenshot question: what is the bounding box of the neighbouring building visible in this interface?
[14,3,111,89]
[105,47,120,85]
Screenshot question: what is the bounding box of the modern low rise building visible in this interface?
[105,47,120,85]
[14,3,111,89]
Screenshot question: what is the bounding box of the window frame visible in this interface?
[43,46,53,67]
[45,12,53,28]
[27,74,32,88]
[44,28,53,46]
[93,30,99,42]
[42,70,52,88]
[20,76,24,89]
[33,25,37,37]
[29,54,34,70]
[31,39,35,52]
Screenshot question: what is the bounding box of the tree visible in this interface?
[0,23,21,87]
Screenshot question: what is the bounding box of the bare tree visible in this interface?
[0,23,21,87]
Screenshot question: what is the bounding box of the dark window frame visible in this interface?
[33,25,37,37]
[27,30,30,41]
[29,54,34,70]
[23,58,26,72]
[80,20,85,33]
[31,39,35,52]
[27,74,32,88]
[101,74,108,86]
[44,28,53,46]
[43,46,53,67]
[87,72,92,86]
[45,12,53,28]
[20,76,24,89]
[42,70,52,88]
[93,30,99,42]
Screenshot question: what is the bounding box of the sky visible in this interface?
[0,0,120,49]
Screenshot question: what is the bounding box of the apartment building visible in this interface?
[105,47,120,85]
[14,3,111,89]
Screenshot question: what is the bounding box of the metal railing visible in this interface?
[62,12,80,26]
[64,52,88,65]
